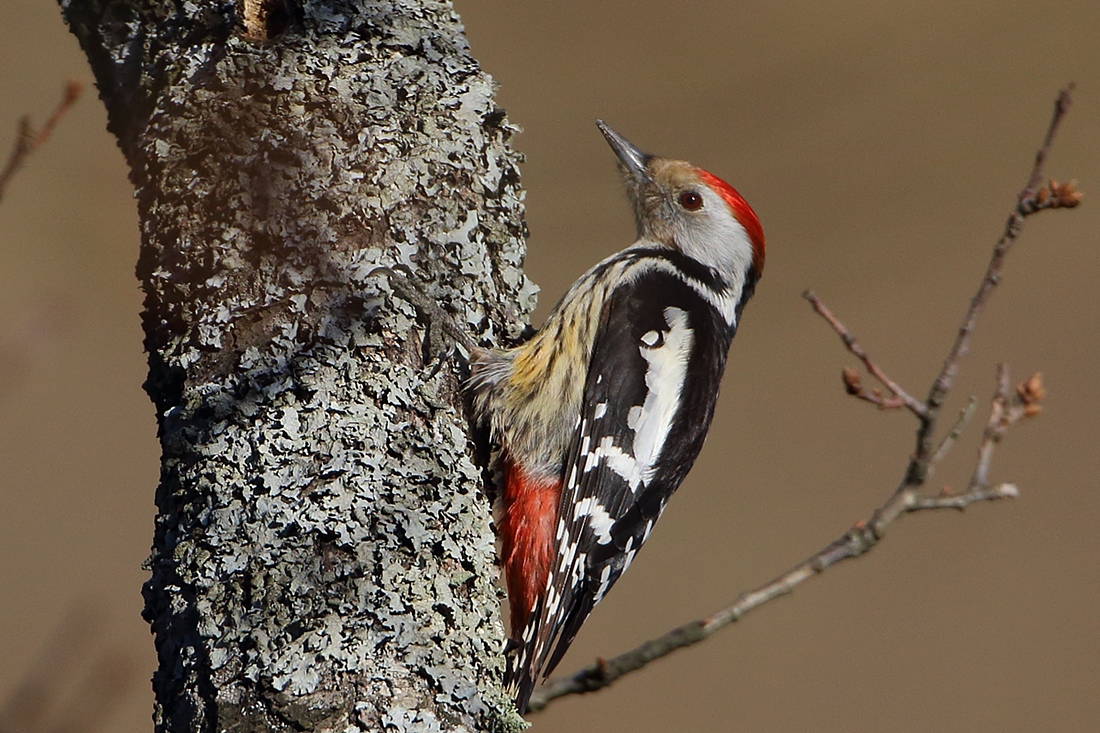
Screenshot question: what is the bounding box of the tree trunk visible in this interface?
[60,1,534,731]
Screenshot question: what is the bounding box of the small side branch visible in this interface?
[968,367,1043,491]
[0,81,83,205]
[803,290,927,417]
[930,397,977,469]
[909,484,1019,511]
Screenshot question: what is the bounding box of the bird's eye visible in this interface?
[679,190,704,211]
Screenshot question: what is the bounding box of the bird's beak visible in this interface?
[597,120,650,182]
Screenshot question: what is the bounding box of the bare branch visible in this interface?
[0,81,82,205]
[529,85,1077,714]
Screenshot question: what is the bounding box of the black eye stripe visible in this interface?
[679,190,703,211]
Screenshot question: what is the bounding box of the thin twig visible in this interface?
[929,396,977,469]
[0,81,83,205]
[966,367,1042,492]
[910,484,1019,511]
[969,364,1012,490]
[803,291,927,417]
[528,85,1076,714]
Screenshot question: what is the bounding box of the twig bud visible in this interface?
[1049,179,1083,208]
[1016,373,1045,404]
[842,367,862,395]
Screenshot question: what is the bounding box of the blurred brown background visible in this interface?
[2,1,1097,731]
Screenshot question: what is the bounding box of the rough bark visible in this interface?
[60,1,535,731]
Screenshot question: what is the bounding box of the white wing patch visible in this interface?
[577,306,694,492]
[631,306,693,481]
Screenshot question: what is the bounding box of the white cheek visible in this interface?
[677,196,755,277]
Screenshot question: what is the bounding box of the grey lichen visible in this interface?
[62,1,533,731]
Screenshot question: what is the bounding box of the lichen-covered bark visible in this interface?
[60,1,535,731]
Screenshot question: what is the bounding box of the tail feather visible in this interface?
[504,596,544,713]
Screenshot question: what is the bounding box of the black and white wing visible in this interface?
[528,258,739,694]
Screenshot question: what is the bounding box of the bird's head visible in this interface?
[598,120,765,281]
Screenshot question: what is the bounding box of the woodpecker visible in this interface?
[468,121,765,713]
